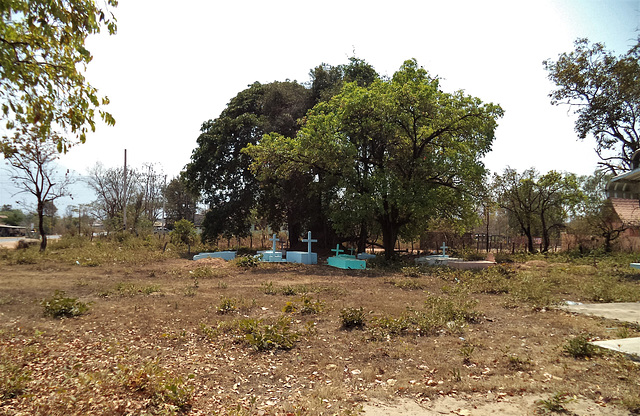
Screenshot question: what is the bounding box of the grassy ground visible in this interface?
[0,236,639,415]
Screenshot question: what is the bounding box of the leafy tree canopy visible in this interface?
[246,59,503,258]
[0,0,117,155]
[544,37,640,173]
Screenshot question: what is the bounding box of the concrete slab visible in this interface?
[591,338,640,359]
[558,302,640,325]
[558,302,640,360]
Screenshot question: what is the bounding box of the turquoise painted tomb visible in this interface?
[327,245,366,270]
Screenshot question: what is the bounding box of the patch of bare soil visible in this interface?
[0,256,639,415]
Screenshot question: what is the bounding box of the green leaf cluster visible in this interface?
[246,59,503,258]
[0,0,117,154]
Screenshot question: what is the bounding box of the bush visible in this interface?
[563,335,598,359]
[217,296,237,314]
[234,255,260,269]
[340,307,366,329]
[0,358,30,400]
[243,316,299,351]
[41,290,89,318]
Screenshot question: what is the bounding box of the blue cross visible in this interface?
[269,233,279,252]
[331,244,344,256]
[302,231,317,254]
[440,242,448,256]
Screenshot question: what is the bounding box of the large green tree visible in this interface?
[544,37,640,173]
[0,0,117,155]
[184,81,312,243]
[247,59,503,259]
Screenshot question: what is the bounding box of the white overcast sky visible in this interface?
[1,0,640,210]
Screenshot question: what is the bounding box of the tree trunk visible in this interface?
[525,228,535,254]
[357,222,367,253]
[381,221,398,260]
[38,202,47,252]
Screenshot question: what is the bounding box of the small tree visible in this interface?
[170,219,197,255]
[6,132,73,251]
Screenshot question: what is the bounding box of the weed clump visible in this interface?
[340,307,366,329]
[563,335,599,359]
[234,255,260,269]
[242,316,299,351]
[41,290,89,318]
[0,358,30,400]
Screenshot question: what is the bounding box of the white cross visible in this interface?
[441,242,448,256]
[301,231,317,254]
[269,233,279,252]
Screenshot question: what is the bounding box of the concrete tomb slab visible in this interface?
[327,244,366,270]
[559,301,640,360]
[286,231,318,265]
[193,251,236,261]
[258,234,286,262]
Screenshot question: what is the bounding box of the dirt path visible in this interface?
[362,395,630,415]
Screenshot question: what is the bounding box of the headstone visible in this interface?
[286,231,318,264]
[440,242,449,257]
[257,233,286,262]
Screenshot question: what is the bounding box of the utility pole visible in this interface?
[123,149,127,232]
[163,174,167,231]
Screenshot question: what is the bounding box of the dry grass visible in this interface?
[0,238,639,415]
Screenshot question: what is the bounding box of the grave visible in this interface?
[286,231,318,264]
[357,252,376,260]
[559,301,640,360]
[414,242,496,269]
[415,242,459,265]
[327,244,366,270]
[257,233,286,262]
[193,251,236,261]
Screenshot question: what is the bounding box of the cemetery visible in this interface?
[0,9,638,414]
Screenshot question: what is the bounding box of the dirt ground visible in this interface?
[0,251,639,415]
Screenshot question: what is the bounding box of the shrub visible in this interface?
[41,290,89,318]
[394,279,425,290]
[563,335,598,359]
[298,295,323,315]
[234,255,260,269]
[340,307,366,329]
[401,266,422,277]
[261,281,277,295]
[536,392,575,413]
[243,316,299,351]
[0,359,30,400]
[217,296,237,314]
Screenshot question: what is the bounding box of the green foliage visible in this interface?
[217,296,238,314]
[544,37,640,172]
[243,316,299,351]
[41,290,89,318]
[0,206,25,226]
[247,59,503,259]
[0,358,30,400]
[493,168,583,253]
[536,392,575,414]
[393,278,425,290]
[563,335,598,359]
[0,0,117,154]
[117,360,193,411]
[233,255,260,269]
[401,266,422,277]
[340,307,366,329]
[170,219,197,247]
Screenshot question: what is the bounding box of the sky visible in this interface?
[1,0,639,212]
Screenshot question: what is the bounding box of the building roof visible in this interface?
[610,198,640,226]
